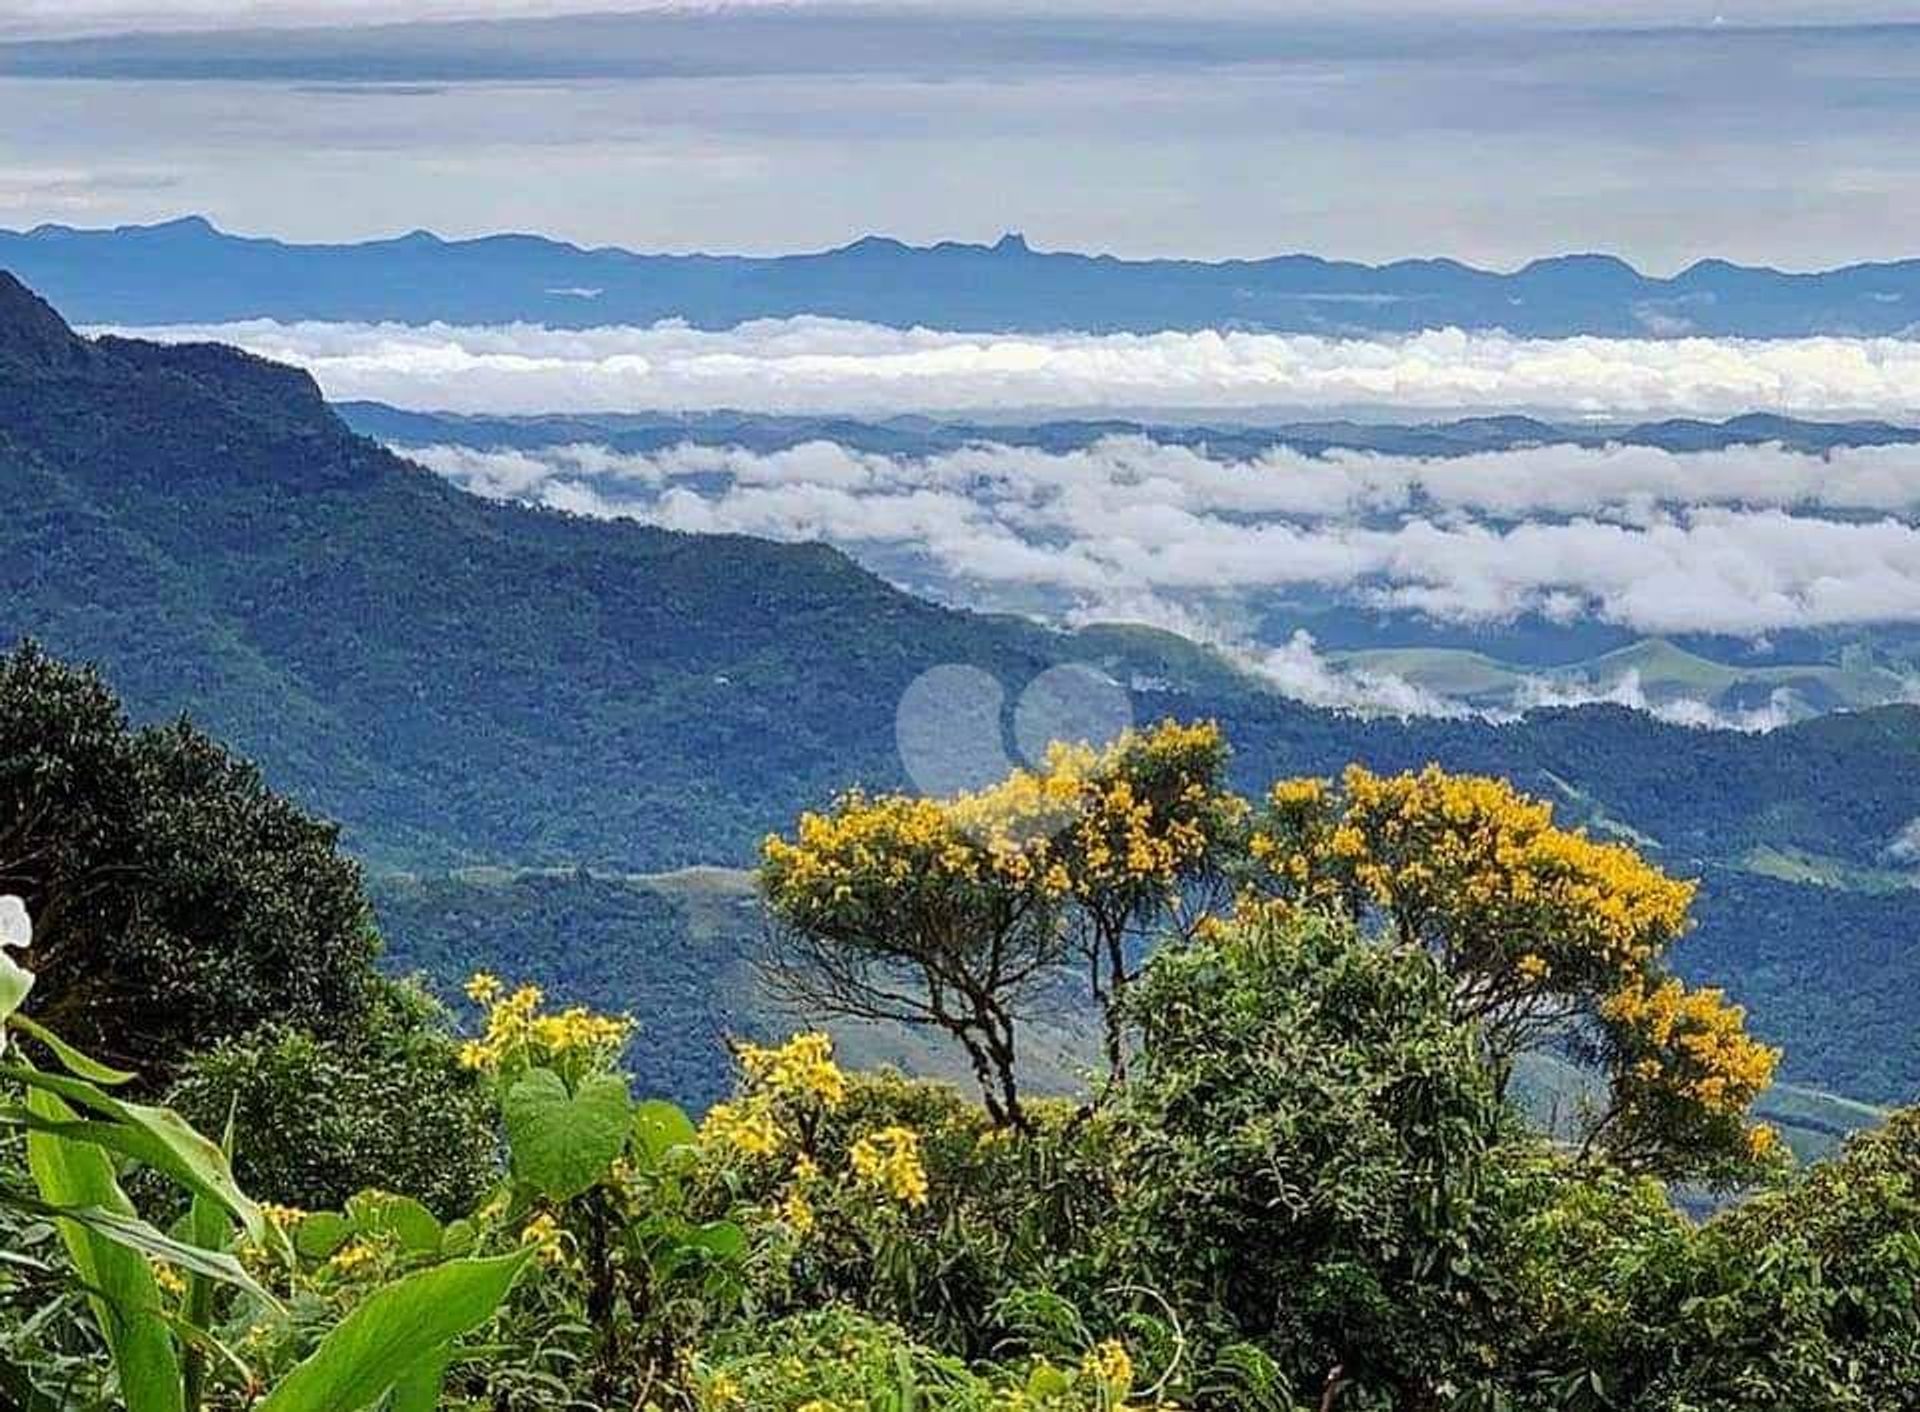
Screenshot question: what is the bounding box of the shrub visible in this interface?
[166,977,497,1215]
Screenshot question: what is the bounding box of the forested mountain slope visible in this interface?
[3,270,1916,1111]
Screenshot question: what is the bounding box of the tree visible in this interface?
[1041,720,1244,1076]
[1102,906,1517,1410]
[760,720,1244,1123]
[761,788,1067,1127]
[1248,763,1777,1178]
[0,642,376,1075]
[165,977,498,1215]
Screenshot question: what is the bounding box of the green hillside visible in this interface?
[3,270,1918,1116]
[1336,636,1920,716]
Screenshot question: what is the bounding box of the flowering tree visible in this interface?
[1249,764,1778,1177]
[760,720,1244,1123]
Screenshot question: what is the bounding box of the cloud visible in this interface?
[1510,669,1803,731]
[98,317,1920,420]
[1888,817,1920,863]
[6,1,1909,39]
[1250,631,1471,718]
[401,435,1920,636]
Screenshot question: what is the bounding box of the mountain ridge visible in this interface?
[9,218,1920,336]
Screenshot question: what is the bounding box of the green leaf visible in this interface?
[293,1212,352,1263]
[386,1344,453,1412]
[0,1064,264,1245]
[630,1098,697,1167]
[25,1085,187,1412]
[685,1220,746,1262]
[3,1193,274,1308]
[502,1067,631,1201]
[345,1191,441,1254]
[9,1015,137,1085]
[254,1253,529,1412]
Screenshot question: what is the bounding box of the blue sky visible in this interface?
[1,4,1916,268]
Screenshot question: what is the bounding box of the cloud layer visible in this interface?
[105,318,1920,419]
[404,435,1920,638]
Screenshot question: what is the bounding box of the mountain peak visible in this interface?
[0,270,86,368]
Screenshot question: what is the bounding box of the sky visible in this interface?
[2,6,1919,268]
[5,3,1918,41]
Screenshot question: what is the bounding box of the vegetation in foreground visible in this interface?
[2,645,1918,1410]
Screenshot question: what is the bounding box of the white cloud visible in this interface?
[1510,668,1803,731]
[1888,817,1920,862]
[401,435,1920,637]
[1251,631,1471,718]
[97,317,1920,420]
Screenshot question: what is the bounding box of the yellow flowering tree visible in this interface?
[1249,764,1778,1175]
[760,787,1067,1127]
[1587,976,1782,1180]
[1045,720,1245,1075]
[761,720,1243,1122]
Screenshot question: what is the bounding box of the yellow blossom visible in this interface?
[850,1124,930,1207]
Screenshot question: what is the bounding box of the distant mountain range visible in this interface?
[8,216,1920,336]
[340,403,1920,461]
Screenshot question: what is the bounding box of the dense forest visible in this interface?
[4,645,1920,1411]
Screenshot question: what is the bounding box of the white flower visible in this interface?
[0,895,31,950]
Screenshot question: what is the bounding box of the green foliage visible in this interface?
[165,978,496,1216]
[254,1252,531,1412]
[502,1068,633,1202]
[0,644,375,1077]
[0,908,528,1412]
[1099,909,1517,1408]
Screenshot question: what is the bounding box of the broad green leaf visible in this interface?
[2,1191,273,1307]
[1,1065,263,1244]
[25,1085,186,1412]
[631,1099,697,1167]
[254,1253,529,1412]
[293,1212,352,1263]
[502,1067,631,1201]
[345,1191,441,1254]
[387,1343,453,1412]
[9,1015,136,1085]
[180,1128,236,1412]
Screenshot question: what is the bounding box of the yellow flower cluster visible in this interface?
[1080,1340,1135,1396]
[1254,764,1697,984]
[520,1211,567,1266]
[458,976,632,1074]
[700,1032,851,1163]
[738,1032,848,1110]
[328,1241,378,1275]
[849,1125,930,1207]
[1602,976,1780,1115]
[261,1202,305,1230]
[700,1098,783,1158]
[149,1260,187,1298]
